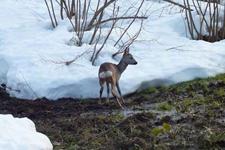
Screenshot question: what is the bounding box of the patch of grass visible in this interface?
[174,95,211,112]
[207,132,225,145]
[200,129,225,148]
[157,102,174,111]
[210,74,225,81]
[110,113,125,122]
[151,123,171,137]
[215,88,225,98]
[158,86,169,92]
[96,113,124,123]
[141,87,159,94]
[209,100,221,109]
[169,78,209,95]
[67,144,80,150]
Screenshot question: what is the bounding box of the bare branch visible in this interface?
[87,0,117,30]
[44,0,56,28]
[91,1,119,65]
[163,0,193,11]
[45,0,148,64]
[112,20,144,58]
[50,0,58,26]
[87,16,147,30]
[114,0,145,47]
[65,50,93,66]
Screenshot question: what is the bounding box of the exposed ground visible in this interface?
[1,74,225,149]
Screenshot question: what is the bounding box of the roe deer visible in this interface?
[98,47,138,108]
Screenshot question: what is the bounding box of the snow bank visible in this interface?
[0,0,225,99]
[0,114,53,150]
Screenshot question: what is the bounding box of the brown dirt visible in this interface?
[0,76,225,149]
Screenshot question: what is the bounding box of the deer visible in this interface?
[98,47,138,109]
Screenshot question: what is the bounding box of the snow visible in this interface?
[0,114,53,150]
[0,0,225,100]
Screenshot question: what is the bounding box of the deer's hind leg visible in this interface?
[116,82,125,104]
[99,80,105,103]
[111,84,124,109]
[106,82,110,103]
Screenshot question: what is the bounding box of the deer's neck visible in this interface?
[117,60,128,74]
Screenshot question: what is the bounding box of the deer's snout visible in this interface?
[132,60,137,65]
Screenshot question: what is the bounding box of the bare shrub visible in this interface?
[44,0,147,65]
[183,0,225,42]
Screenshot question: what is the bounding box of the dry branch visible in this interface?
[65,50,93,66]
[87,0,117,30]
[44,0,57,28]
[112,20,144,58]
[163,0,193,11]
[45,0,147,65]
[89,16,147,29]
[183,0,225,42]
[114,0,145,47]
[91,2,119,65]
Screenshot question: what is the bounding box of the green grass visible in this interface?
[157,102,174,111]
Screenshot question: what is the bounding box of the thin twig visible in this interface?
[91,1,119,65]
[66,50,93,66]
[114,0,145,47]
[163,0,193,11]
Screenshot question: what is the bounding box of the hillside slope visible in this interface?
[1,74,225,149]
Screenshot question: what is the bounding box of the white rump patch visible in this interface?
[99,71,113,78]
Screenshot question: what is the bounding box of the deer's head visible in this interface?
[122,47,138,65]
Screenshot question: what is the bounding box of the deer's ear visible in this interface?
[124,47,130,55]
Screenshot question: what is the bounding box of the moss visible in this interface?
[157,102,174,111]
[158,86,169,92]
[209,100,221,109]
[87,140,103,149]
[61,134,77,144]
[67,144,80,150]
[169,78,210,96]
[163,123,171,131]
[141,87,159,94]
[175,97,209,112]
[209,74,225,81]
[151,127,164,137]
[96,113,124,123]
[151,123,171,137]
[109,113,125,122]
[96,114,105,120]
[207,132,225,145]
[80,128,93,141]
[130,128,143,137]
[200,130,225,148]
[205,109,215,118]
[215,88,225,97]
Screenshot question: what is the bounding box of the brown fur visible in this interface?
[98,48,137,109]
[99,63,120,86]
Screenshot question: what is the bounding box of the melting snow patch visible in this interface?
[0,0,225,99]
[0,114,53,150]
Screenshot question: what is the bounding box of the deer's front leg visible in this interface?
[116,82,125,104]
